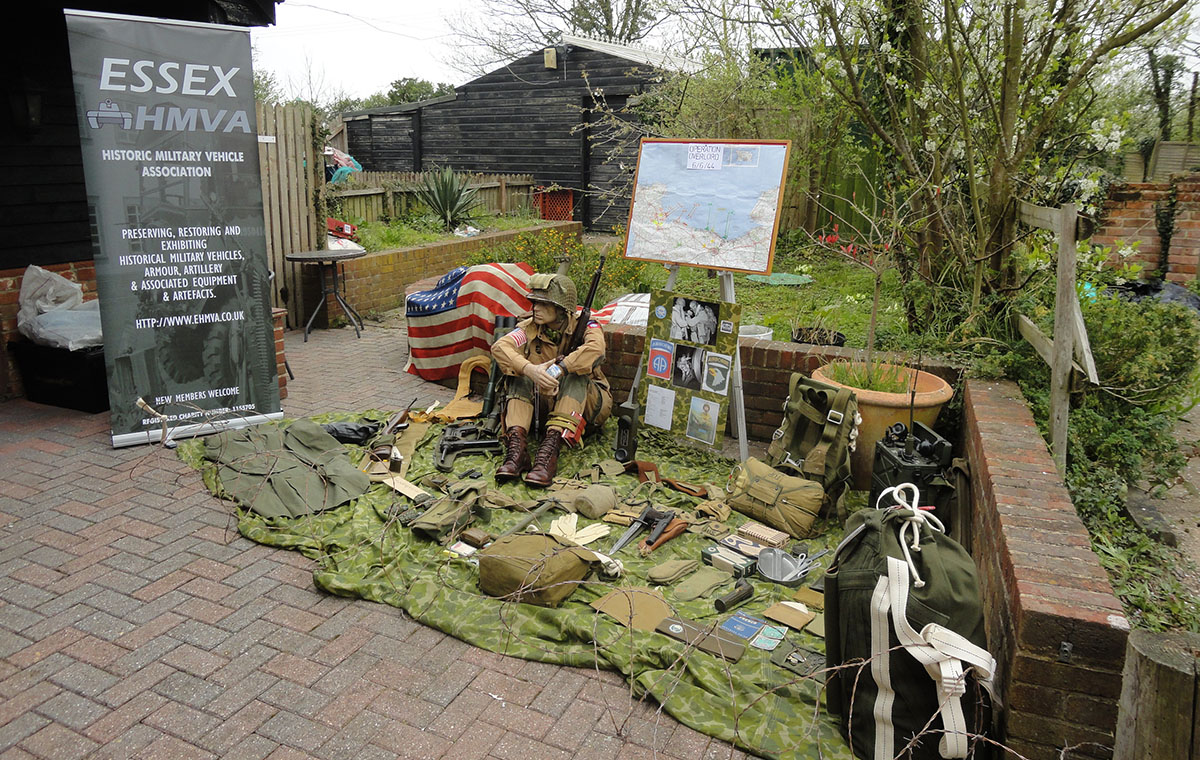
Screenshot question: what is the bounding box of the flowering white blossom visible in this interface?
[1089,119,1124,153]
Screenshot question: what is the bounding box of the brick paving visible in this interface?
[0,321,747,759]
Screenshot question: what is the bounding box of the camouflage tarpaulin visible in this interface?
[181,420,852,760]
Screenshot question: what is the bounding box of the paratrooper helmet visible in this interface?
[526,273,577,314]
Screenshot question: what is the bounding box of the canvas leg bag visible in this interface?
[477,534,601,607]
[825,484,997,760]
[726,457,824,539]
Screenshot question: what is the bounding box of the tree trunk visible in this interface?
[1114,628,1200,760]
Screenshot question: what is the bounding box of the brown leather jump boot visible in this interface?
[494,426,530,482]
[523,428,564,488]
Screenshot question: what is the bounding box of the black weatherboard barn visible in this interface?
[341,36,701,232]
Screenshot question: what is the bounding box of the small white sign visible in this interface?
[257,135,276,144]
[686,144,723,171]
[645,384,676,430]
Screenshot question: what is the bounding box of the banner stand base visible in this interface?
[111,411,285,448]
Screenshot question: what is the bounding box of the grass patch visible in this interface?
[635,246,908,349]
[356,212,550,253]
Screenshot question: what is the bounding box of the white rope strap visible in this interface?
[875,483,947,589]
[886,556,996,758]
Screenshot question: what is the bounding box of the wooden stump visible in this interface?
[1114,628,1200,759]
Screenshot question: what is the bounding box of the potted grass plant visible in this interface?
[810,200,953,490]
[791,301,846,346]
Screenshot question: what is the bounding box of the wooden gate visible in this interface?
[256,102,323,328]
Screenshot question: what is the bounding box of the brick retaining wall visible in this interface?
[272,307,288,401]
[600,325,958,441]
[316,221,583,327]
[1093,174,1200,284]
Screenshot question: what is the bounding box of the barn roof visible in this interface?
[342,34,702,119]
[559,34,704,74]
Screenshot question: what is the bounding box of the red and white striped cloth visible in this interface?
[404,262,534,381]
[590,292,650,327]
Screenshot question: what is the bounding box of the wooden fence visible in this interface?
[256,101,322,329]
[326,172,535,225]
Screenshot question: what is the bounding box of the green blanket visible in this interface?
[182,420,852,760]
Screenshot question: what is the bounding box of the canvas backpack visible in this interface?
[767,373,858,513]
[825,484,996,760]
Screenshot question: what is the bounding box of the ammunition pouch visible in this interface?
[410,480,487,544]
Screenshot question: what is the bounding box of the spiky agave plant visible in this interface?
[414,167,480,231]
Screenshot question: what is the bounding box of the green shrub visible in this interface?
[414,167,481,231]
[464,229,655,307]
[1009,294,1200,631]
[1083,296,1200,410]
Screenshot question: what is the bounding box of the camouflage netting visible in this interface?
[180,418,852,760]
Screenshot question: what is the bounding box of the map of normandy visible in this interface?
[625,142,788,274]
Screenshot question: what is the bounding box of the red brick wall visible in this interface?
[272,308,288,401]
[315,221,583,327]
[1093,175,1200,284]
[601,325,958,441]
[964,380,1128,759]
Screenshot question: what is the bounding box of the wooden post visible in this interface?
[1049,203,1078,473]
[1114,629,1200,759]
[499,177,508,214]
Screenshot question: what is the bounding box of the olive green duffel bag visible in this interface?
[478,534,601,607]
[727,456,825,539]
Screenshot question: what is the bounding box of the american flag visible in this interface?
[404,263,534,381]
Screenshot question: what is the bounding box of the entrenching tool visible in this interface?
[608,504,675,554]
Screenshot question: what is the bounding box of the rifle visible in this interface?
[557,254,606,364]
[381,396,419,437]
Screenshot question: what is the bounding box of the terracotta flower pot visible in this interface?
[811,362,954,491]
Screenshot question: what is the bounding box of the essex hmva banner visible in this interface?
[65,10,281,447]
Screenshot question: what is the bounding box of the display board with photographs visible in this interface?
[637,290,741,447]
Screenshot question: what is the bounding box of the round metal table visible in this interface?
[284,249,367,341]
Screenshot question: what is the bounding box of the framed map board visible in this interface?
[623,139,791,275]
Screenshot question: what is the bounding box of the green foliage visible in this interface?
[386,77,455,105]
[1008,294,1200,631]
[1084,296,1200,410]
[414,168,482,231]
[356,224,443,251]
[821,361,914,393]
[356,210,545,253]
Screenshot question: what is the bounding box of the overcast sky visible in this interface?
[251,0,476,101]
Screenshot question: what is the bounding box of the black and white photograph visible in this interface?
[668,297,720,346]
[672,345,705,391]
